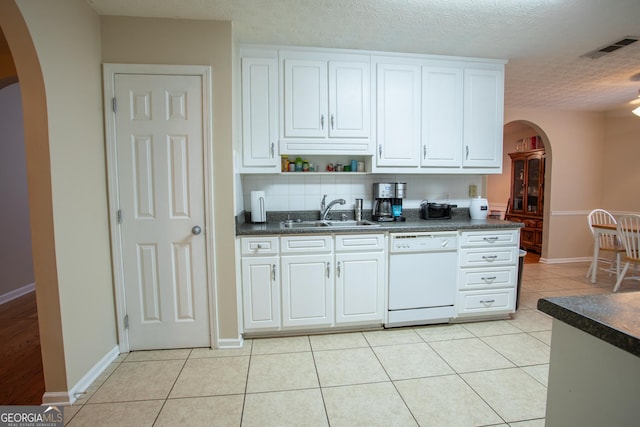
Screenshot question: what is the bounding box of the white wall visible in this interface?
[0,82,33,297]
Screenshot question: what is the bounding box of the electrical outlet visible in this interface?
[469,184,478,198]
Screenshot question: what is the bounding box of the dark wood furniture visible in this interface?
[505,149,545,253]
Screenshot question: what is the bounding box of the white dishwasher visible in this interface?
[387,232,458,327]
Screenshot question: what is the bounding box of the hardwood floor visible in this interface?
[0,292,44,405]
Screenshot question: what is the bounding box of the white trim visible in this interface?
[41,345,120,406]
[41,392,73,407]
[550,210,590,216]
[102,64,217,353]
[216,337,244,349]
[0,282,35,305]
[539,256,591,264]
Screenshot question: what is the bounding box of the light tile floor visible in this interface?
[64,260,634,426]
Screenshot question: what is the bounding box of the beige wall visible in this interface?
[602,109,640,213]
[15,0,117,390]
[504,109,606,261]
[0,83,34,296]
[100,16,239,339]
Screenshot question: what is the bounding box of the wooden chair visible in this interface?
[613,214,640,292]
[586,209,624,279]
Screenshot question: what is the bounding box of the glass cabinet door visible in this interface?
[512,159,525,212]
[526,157,540,214]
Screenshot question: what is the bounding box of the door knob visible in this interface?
[191,225,202,235]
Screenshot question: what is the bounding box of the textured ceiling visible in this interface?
[88,0,640,112]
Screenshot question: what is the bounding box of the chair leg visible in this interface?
[613,261,631,292]
[586,261,593,278]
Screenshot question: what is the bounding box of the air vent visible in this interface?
[581,36,639,59]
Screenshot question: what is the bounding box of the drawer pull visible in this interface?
[482,276,497,282]
[256,244,263,249]
[482,255,498,261]
[483,236,499,242]
[480,299,495,305]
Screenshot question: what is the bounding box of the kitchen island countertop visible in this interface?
[538,292,640,357]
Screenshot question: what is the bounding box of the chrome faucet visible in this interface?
[320,195,346,220]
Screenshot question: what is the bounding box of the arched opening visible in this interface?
[0,1,66,403]
[487,120,553,262]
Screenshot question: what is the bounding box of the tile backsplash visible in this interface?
[241,174,484,213]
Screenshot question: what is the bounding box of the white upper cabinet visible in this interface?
[239,50,279,172]
[463,67,504,169]
[421,64,464,167]
[280,51,371,154]
[328,61,370,138]
[283,59,327,138]
[374,59,422,167]
[373,57,505,173]
[237,45,505,173]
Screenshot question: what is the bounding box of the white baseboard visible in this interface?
[42,345,120,406]
[539,256,591,264]
[0,282,35,305]
[216,337,244,349]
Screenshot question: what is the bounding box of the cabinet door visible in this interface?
[335,252,385,324]
[328,61,370,138]
[241,256,280,330]
[526,156,541,214]
[283,59,328,138]
[511,158,526,213]
[375,63,421,167]
[241,57,279,169]
[463,68,504,168]
[281,254,333,327]
[421,65,463,167]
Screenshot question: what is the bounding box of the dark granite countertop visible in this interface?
[236,208,523,236]
[538,292,640,358]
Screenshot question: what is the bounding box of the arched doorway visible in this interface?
[486,120,552,261]
[0,1,67,404]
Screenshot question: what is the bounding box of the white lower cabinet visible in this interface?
[281,253,333,327]
[241,256,280,330]
[240,237,280,331]
[335,234,385,324]
[457,229,520,319]
[239,233,385,333]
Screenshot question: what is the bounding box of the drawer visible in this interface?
[457,289,515,315]
[281,235,333,254]
[240,236,279,255]
[459,229,520,247]
[459,247,519,267]
[458,266,517,290]
[335,234,385,252]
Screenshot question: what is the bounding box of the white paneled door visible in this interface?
[114,73,210,350]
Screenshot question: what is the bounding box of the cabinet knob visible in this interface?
[320,114,325,129]
[330,114,334,129]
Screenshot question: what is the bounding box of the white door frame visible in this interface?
[103,63,217,353]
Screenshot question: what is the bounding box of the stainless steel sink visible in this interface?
[280,220,330,229]
[325,220,380,227]
[280,219,380,229]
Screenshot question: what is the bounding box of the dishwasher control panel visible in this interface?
[390,232,458,253]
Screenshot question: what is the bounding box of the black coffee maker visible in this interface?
[372,183,394,221]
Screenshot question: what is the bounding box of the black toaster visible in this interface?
[420,201,456,220]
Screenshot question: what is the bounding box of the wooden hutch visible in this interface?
[505,148,545,253]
